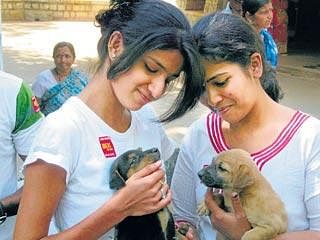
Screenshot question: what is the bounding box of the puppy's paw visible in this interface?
[197,200,210,216]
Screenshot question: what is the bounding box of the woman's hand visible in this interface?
[205,188,251,240]
[118,160,172,217]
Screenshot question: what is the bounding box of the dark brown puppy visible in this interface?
[110,147,187,240]
[197,149,288,240]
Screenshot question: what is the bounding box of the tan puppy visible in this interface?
[197,149,288,240]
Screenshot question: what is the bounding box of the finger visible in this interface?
[185,227,194,239]
[133,160,162,178]
[231,192,246,218]
[157,183,169,200]
[157,179,165,191]
[155,189,172,211]
[149,182,168,202]
[204,189,224,215]
[147,184,171,204]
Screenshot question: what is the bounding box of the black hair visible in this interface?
[192,12,282,102]
[242,0,271,16]
[95,0,204,122]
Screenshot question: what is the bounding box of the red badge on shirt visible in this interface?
[31,96,40,113]
[99,136,116,158]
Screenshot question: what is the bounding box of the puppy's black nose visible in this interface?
[198,168,205,179]
[150,148,159,153]
[144,148,160,155]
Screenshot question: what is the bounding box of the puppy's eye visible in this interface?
[218,164,227,172]
[130,156,139,166]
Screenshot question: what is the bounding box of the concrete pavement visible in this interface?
[2,21,320,144]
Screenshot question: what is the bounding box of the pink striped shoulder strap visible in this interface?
[206,111,310,171]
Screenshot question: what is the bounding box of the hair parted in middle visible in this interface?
[53,41,76,58]
[242,0,271,16]
[192,12,282,102]
[94,0,204,122]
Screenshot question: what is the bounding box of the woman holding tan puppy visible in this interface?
[14,0,203,239]
[171,12,320,240]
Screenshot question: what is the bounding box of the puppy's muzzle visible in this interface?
[198,166,218,188]
[198,167,213,183]
[198,168,206,180]
[143,147,160,162]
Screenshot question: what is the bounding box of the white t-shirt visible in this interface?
[24,96,176,239]
[172,111,320,239]
[0,71,43,240]
[31,69,57,98]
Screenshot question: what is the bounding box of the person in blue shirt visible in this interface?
[242,0,278,68]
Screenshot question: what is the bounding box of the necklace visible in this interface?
[53,68,68,82]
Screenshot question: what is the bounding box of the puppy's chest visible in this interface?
[115,208,175,240]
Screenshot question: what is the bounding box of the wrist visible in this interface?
[0,201,7,225]
[112,187,138,218]
[107,191,129,220]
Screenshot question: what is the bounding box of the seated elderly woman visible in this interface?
[32,41,88,115]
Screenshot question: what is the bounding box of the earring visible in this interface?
[110,53,116,60]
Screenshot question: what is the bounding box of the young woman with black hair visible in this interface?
[172,12,320,240]
[14,0,203,239]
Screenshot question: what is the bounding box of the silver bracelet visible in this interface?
[0,201,7,225]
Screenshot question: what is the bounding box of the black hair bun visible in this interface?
[110,0,140,7]
[96,0,141,26]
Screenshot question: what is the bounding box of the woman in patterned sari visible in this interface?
[32,41,88,115]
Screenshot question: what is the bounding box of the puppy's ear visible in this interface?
[233,164,255,189]
[109,159,126,190]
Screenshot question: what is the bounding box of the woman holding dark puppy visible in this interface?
[14,0,203,239]
[171,12,320,239]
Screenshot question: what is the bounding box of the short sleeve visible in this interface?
[24,112,80,183]
[12,81,43,156]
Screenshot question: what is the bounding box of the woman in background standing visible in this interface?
[243,0,279,68]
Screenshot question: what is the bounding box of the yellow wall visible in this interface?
[2,0,108,21]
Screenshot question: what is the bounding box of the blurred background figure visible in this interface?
[243,0,278,68]
[32,41,88,115]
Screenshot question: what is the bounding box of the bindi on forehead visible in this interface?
[54,47,73,57]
